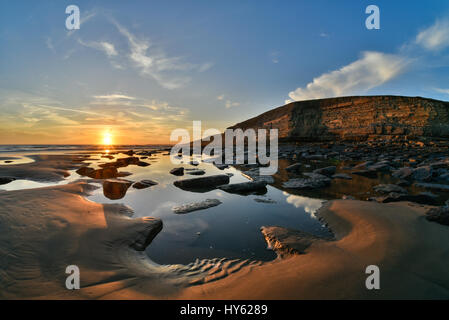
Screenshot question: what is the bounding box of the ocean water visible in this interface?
[0,145,330,265]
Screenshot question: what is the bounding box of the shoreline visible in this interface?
[1,180,449,299]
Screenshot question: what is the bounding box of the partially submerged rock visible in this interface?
[172,199,222,214]
[313,166,336,177]
[0,177,15,185]
[174,174,230,192]
[89,167,118,179]
[254,198,276,204]
[414,182,449,191]
[103,179,133,200]
[282,173,331,189]
[373,184,407,194]
[133,180,158,189]
[218,181,267,194]
[372,192,437,205]
[241,168,274,183]
[351,169,377,178]
[186,169,206,176]
[426,206,449,226]
[286,163,301,172]
[170,167,184,176]
[261,226,328,255]
[332,173,352,180]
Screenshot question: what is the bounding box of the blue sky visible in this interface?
[1,1,449,144]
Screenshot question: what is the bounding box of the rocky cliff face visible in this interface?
[229,96,449,141]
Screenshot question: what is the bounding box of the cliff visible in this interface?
[228,96,449,141]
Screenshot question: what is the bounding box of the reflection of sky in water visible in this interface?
[0,149,330,265]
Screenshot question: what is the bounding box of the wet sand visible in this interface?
[1,175,449,299]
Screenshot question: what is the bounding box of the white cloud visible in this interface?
[288,51,409,101]
[283,192,323,216]
[225,100,240,108]
[416,19,449,51]
[435,88,449,94]
[217,95,224,100]
[93,94,136,100]
[78,39,118,57]
[112,20,208,89]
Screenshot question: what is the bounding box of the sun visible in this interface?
[102,131,113,145]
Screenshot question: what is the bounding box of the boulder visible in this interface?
[172,199,222,214]
[173,174,230,191]
[373,184,407,194]
[0,177,15,185]
[392,167,413,180]
[426,206,449,226]
[282,173,331,189]
[133,180,158,189]
[313,166,336,176]
[218,181,267,194]
[261,226,328,255]
[332,173,352,180]
[170,167,184,176]
[89,167,118,179]
[103,179,133,200]
[351,169,377,178]
[186,169,206,176]
[76,166,95,177]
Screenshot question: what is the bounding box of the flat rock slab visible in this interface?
[186,169,206,175]
[374,184,407,194]
[261,226,328,255]
[174,174,230,192]
[415,182,449,191]
[282,173,331,189]
[332,173,352,180]
[218,181,267,194]
[133,180,158,189]
[172,199,222,214]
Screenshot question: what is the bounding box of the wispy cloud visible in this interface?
[111,20,210,89]
[416,19,449,51]
[217,94,240,108]
[288,51,409,101]
[78,39,118,57]
[93,94,135,100]
[435,88,449,94]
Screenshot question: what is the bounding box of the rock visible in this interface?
[172,199,222,214]
[412,166,433,182]
[396,179,411,187]
[414,182,449,191]
[187,169,206,175]
[76,166,95,176]
[313,166,336,176]
[286,163,301,172]
[282,173,331,189]
[353,161,373,170]
[218,181,267,194]
[4,160,13,163]
[392,167,413,180]
[214,163,229,170]
[189,160,199,166]
[0,177,15,185]
[133,180,158,189]
[261,226,327,255]
[426,206,449,226]
[103,179,133,200]
[374,192,437,205]
[174,174,230,191]
[351,169,377,178]
[332,173,352,180]
[170,167,184,176]
[137,161,151,167]
[241,168,274,183]
[342,195,356,200]
[89,167,118,179]
[122,150,134,156]
[373,184,407,194]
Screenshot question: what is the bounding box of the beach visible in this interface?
[1,150,449,299]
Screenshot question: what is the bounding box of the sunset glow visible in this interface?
[102,131,113,145]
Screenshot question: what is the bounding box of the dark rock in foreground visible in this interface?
[0,177,15,185]
[173,174,230,192]
[170,167,184,176]
[372,192,438,205]
[426,206,449,226]
[282,173,331,189]
[218,181,267,194]
[103,179,133,200]
[172,199,222,214]
[133,180,158,189]
[261,226,328,255]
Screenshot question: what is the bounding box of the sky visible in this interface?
[1,1,449,144]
